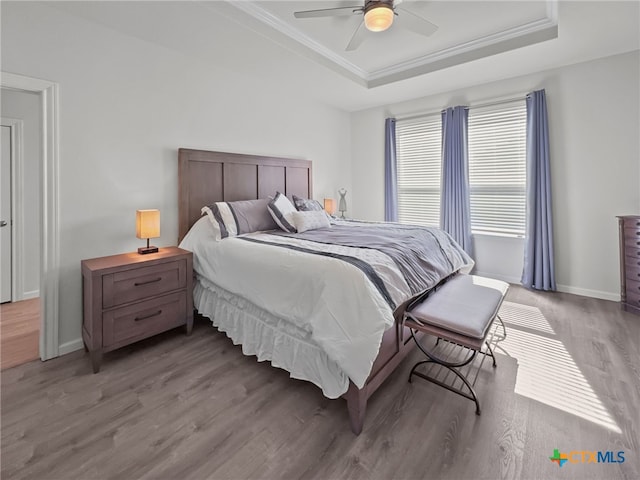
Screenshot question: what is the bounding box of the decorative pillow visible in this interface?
[267,192,297,233]
[291,210,331,233]
[201,206,222,241]
[293,194,324,212]
[203,198,278,239]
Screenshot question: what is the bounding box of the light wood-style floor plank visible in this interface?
[0,298,39,370]
[2,287,639,479]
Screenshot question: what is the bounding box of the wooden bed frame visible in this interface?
[178,148,418,435]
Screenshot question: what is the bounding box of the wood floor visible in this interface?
[0,298,39,370]
[1,287,639,480]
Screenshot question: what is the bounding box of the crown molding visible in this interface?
[229,1,559,89]
[368,16,558,86]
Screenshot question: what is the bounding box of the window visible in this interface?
[395,116,442,227]
[468,101,527,236]
[394,100,526,236]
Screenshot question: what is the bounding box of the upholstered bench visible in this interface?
[404,274,508,414]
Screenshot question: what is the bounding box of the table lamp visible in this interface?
[323,198,336,216]
[136,209,160,254]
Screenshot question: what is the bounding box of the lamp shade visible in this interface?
[364,4,394,32]
[324,198,336,215]
[136,209,160,240]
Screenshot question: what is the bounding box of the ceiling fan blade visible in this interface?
[395,6,438,37]
[346,20,367,51]
[294,6,363,19]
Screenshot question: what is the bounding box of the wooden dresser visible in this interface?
[618,215,640,314]
[82,247,193,372]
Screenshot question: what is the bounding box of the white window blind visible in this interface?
[468,101,527,236]
[395,116,442,227]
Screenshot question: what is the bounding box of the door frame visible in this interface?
[1,118,25,302]
[1,72,60,361]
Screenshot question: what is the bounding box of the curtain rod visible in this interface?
[395,94,529,122]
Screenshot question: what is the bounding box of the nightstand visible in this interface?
[81,247,193,373]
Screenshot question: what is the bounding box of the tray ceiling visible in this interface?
[228,1,558,87]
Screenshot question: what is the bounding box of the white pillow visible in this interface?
[292,210,331,233]
[267,192,297,233]
[201,206,222,241]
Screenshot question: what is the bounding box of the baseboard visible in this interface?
[58,338,84,356]
[473,272,620,302]
[472,270,522,285]
[22,290,39,300]
[556,284,620,302]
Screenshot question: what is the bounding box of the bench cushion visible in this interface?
[407,275,508,340]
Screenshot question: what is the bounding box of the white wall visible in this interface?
[351,50,640,300]
[1,88,41,299]
[1,3,352,351]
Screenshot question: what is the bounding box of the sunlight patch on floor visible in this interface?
[498,302,621,434]
[499,301,556,334]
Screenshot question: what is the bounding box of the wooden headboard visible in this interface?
[178,148,313,242]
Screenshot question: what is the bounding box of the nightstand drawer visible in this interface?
[103,260,187,308]
[103,291,187,349]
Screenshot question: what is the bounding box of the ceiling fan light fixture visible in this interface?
[364,4,394,32]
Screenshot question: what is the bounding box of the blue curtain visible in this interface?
[441,106,472,255]
[384,118,398,222]
[522,89,556,290]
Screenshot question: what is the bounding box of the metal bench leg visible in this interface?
[408,329,482,415]
[484,341,497,368]
[495,314,507,341]
[409,359,482,415]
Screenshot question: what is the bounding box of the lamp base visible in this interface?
[138,246,159,255]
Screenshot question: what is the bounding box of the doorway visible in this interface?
[1,125,11,303]
[0,73,60,364]
[1,90,42,369]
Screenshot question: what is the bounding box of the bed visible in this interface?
[177,148,472,434]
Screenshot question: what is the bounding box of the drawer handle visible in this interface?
[134,277,162,287]
[135,310,162,321]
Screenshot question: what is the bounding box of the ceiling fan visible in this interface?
[293,0,438,51]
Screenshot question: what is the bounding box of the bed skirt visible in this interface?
[193,276,350,398]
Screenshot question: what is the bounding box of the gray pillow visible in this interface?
[293,194,324,212]
[206,198,278,239]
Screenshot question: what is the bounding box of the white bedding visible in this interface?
[193,277,350,397]
[179,216,473,397]
[180,217,395,391]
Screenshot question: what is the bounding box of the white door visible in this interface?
[1,125,11,303]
